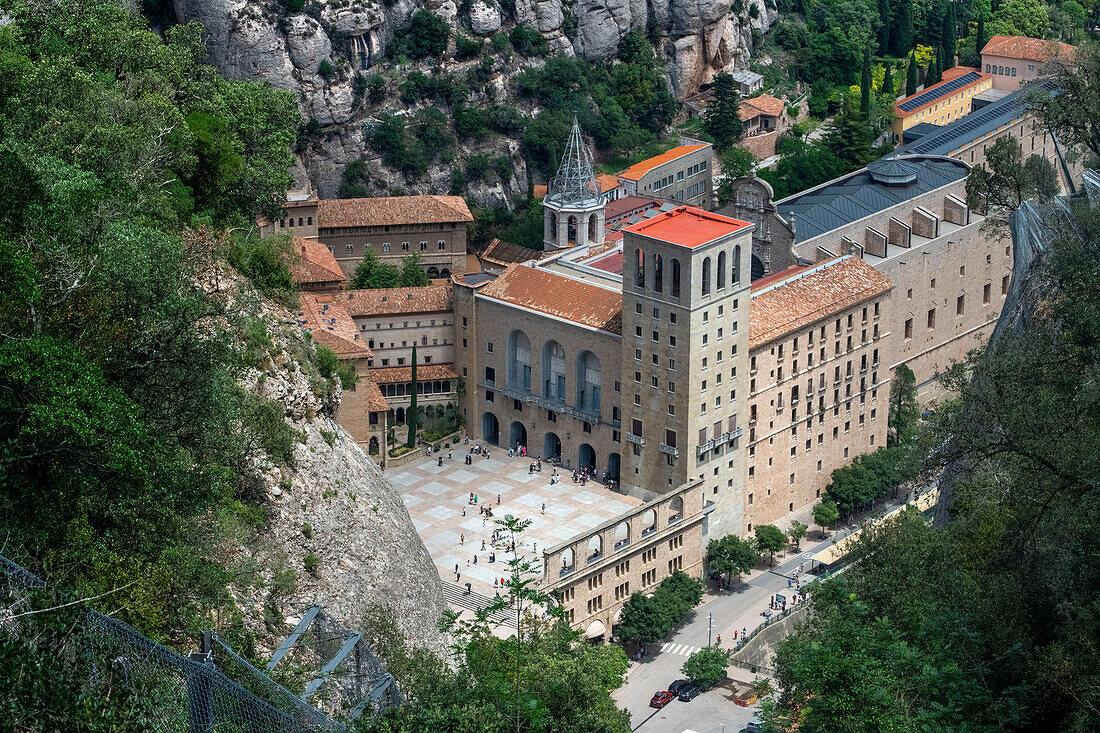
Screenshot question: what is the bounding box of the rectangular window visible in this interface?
[632,419,643,437]
[983,283,991,304]
[956,295,965,315]
[665,429,677,447]
[928,308,936,328]
[1002,275,1010,295]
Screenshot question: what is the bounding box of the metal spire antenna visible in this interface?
[546,116,601,207]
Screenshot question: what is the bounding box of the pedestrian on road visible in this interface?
[481,540,486,550]
[460,533,465,545]
[455,563,459,574]
[541,502,546,514]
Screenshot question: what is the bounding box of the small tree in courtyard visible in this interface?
[813,500,840,537]
[616,593,670,646]
[754,524,787,565]
[707,534,760,586]
[682,646,731,689]
[788,520,808,549]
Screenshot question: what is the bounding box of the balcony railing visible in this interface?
[659,443,679,458]
[625,432,645,446]
[483,382,605,425]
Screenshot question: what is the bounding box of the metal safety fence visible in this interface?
[0,553,390,732]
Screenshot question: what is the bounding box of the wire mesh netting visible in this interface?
[0,553,390,733]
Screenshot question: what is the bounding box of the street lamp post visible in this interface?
[708,612,713,647]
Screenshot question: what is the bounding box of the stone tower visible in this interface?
[619,206,755,540]
[543,117,605,251]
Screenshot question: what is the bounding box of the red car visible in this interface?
[649,691,675,709]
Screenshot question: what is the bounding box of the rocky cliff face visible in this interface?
[215,269,447,655]
[172,0,777,200]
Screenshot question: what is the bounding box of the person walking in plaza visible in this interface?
[541,502,546,515]
[460,533,464,545]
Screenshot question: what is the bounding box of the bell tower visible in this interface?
[543,117,605,251]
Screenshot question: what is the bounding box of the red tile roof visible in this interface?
[318,196,473,228]
[480,238,546,267]
[605,196,661,221]
[369,364,459,383]
[624,206,752,248]
[478,265,623,334]
[290,237,346,286]
[749,256,893,350]
[588,250,624,275]
[533,185,548,200]
[981,35,1076,63]
[620,145,709,182]
[341,285,452,317]
[596,173,621,192]
[739,94,786,121]
[365,379,390,412]
[893,67,991,119]
[300,293,373,358]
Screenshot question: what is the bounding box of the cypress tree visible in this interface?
[407,344,418,448]
[976,13,986,54]
[878,0,891,54]
[883,62,894,99]
[906,50,918,96]
[892,0,915,56]
[860,49,872,118]
[942,1,956,53]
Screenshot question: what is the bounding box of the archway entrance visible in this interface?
[510,421,528,451]
[751,253,766,281]
[481,413,499,445]
[368,436,379,455]
[607,452,620,481]
[578,443,596,472]
[544,432,562,461]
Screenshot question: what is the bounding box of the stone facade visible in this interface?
[542,479,707,638]
[618,144,715,210]
[320,220,467,278]
[718,176,798,280]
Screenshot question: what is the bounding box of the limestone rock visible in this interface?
[469,0,502,35]
[285,15,332,77]
[573,0,632,59]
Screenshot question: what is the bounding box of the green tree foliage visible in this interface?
[754,525,787,564]
[339,157,371,198]
[717,146,757,206]
[881,61,893,98]
[990,0,1050,38]
[0,0,303,649]
[370,114,428,178]
[812,500,840,534]
[349,249,431,289]
[617,570,704,645]
[707,534,760,584]
[704,72,743,150]
[400,252,431,287]
[824,445,916,513]
[795,0,880,86]
[758,137,847,199]
[392,10,449,59]
[681,646,731,688]
[509,24,548,56]
[407,345,418,447]
[788,520,808,548]
[1026,46,1100,167]
[905,50,919,96]
[888,363,919,445]
[859,49,872,118]
[825,100,874,168]
[966,135,1060,227]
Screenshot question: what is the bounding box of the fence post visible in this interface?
[187,631,214,733]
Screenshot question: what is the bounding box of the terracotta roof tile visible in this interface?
[341,285,452,317]
[318,196,473,228]
[981,35,1076,63]
[533,185,548,200]
[481,238,546,267]
[624,206,752,248]
[742,94,786,118]
[369,364,459,383]
[596,173,621,191]
[289,236,346,286]
[478,265,623,334]
[299,293,372,358]
[749,256,893,350]
[365,380,389,412]
[620,145,709,181]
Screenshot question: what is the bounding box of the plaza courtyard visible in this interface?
[386,450,644,597]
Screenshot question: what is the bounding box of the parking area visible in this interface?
[387,450,644,596]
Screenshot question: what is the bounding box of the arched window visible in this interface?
[542,340,566,402]
[653,253,663,293]
[298,217,303,226]
[568,216,578,245]
[588,214,598,241]
[575,351,602,417]
[671,258,681,298]
[702,257,712,295]
[506,330,532,393]
[733,245,742,284]
[717,251,727,289]
[307,216,313,225]
[635,248,645,288]
[550,212,558,238]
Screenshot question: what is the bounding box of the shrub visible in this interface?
[227,233,297,307]
[490,31,511,55]
[749,3,759,18]
[303,552,319,574]
[302,522,313,539]
[453,105,488,139]
[466,154,490,182]
[317,59,334,78]
[510,24,548,56]
[456,34,481,60]
[393,10,449,59]
[282,0,305,11]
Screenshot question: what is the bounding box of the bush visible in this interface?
[510,24,548,56]
[393,10,449,59]
[456,34,481,60]
[466,154,490,182]
[749,3,759,18]
[227,233,297,307]
[303,552,319,574]
[317,59,334,78]
[617,570,703,645]
[487,104,525,136]
[282,0,305,11]
[490,31,511,55]
[453,105,488,140]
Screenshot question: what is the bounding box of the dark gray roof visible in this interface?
[895,83,1048,157]
[898,71,984,112]
[775,156,969,243]
[902,122,942,144]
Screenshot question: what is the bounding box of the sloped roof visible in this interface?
[318,196,473,228]
[894,84,1041,157]
[620,145,709,182]
[289,237,346,286]
[341,285,452,317]
[775,156,969,243]
[477,265,623,334]
[894,68,990,118]
[299,293,372,358]
[369,364,459,383]
[365,380,389,412]
[981,35,1076,63]
[596,173,621,191]
[606,196,661,220]
[742,94,786,118]
[480,238,546,267]
[749,256,893,349]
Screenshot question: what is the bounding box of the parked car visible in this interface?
[649,691,675,709]
[667,679,690,695]
[677,684,702,701]
[740,720,764,733]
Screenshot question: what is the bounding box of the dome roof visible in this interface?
[867,159,919,186]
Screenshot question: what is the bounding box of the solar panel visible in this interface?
[898,71,983,112]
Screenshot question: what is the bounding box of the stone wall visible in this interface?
[739,130,778,160]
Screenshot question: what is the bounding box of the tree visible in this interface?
[891,0,915,56]
[788,521,809,549]
[399,252,431,286]
[617,592,671,645]
[881,62,894,99]
[976,11,986,53]
[1027,46,1100,165]
[965,135,1060,228]
[707,534,760,585]
[350,247,401,289]
[824,460,879,513]
[990,0,1049,38]
[860,48,873,118]
[406,345,418,448]
[905,50,919,96]
[703,72,743,150]
[682,646,731,688]
[889,363,919,445]
[754,525,787,565]
[813,500,840,536]
[394,10,449,59]
[877,0,891,53]
[717,146,757,206]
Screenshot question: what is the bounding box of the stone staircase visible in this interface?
[441,580,518,627]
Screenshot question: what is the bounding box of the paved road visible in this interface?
[612,534,837,733]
